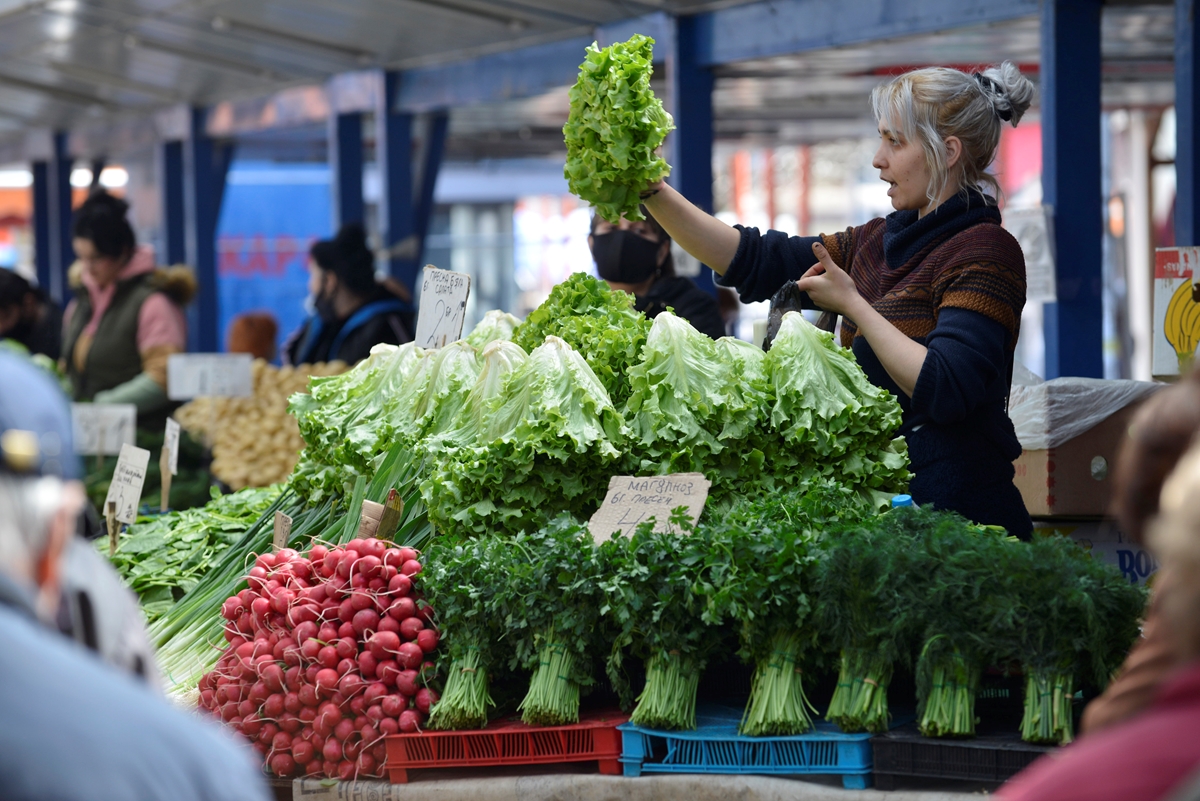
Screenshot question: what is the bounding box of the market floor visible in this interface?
[283,766,992,800]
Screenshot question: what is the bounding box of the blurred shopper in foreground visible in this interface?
[0,350,269,801]
[0,268,61,360]
[285,223,411,365]
[590,207,726,339]
[998,442,1200,801]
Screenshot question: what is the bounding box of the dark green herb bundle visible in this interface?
[495,516,615,725]
[422,535,512,729]
[699,481,870,735]
[600,510,717,730]
[814,505,931,733]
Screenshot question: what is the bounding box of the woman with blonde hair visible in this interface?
[642,63,1036,537]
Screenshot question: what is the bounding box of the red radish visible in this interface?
[335,637,357,660]
[417,603,435,624]
[262,663,285,693]
[298,684,319,707]
[353,714,370,730]
[366,704,386,724]
[256,552,277,570]
[396,642,423,670]
[300,639,322,663]
[368,631,401,660]
[337,598,356,623]
[322,738,342,762]
[248,565,269,591]
[269,753,296,778]
[337,622,357,640]
[395,670,419,697]
[398,547,418,563]
[398,709,421,733]
[304,665,321,685]
[349,696,366,716]
[259,722,279,744]
[221,597,244,620]
[416,629,439,654]
[372,742,388,764]
[375,659,399,686]
[349,591,373,613]
[358,651,378,678]
[400,559,422,577]
[379,717,399,736]
[321,759,336,778]
[338,673,365,698]
[238,699,256,719]
[363,682,388,705]
[337,658,356,677]
[279,713,302,734]
[330,690,347,708]
[357,752,378,777]
[288,603,318,627]
[298,706,317,724]
[399,617,424,640]
[360,723,379,745]
[250,680,270,703]
[314,669,339,697]
[388,573,411,596]
[381,694,406,717]
[318,622,339,642]
[284,691,301,714]
[346,538,366,554]
[291,739,315,765]
[336,550,359,579]
[415,688,438,714]
[270,730,291,752]
[388,597,416,621]
[293,621,318,646]
[367,577,386,593]
[242,715,264,738]
[337,760,356,781]
[309,544,328,563]
[317,646,339,670]
[263,693,285,718]
[378,616,401,635]
[352,609,380,636]
[284,665,302,691]
[333,718,356,742]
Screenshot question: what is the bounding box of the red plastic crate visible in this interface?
[385,709,629,783]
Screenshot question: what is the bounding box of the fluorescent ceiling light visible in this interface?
[0,169,31,188]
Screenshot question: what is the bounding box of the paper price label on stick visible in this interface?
[71,404,136,455]
[414,266,471,349]
[163,418,180,476]
[589,473,710,543]
[273,511,293,550]
[167,354,253,400]
[103,443,151,524]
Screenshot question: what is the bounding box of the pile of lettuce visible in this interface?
[563,34,674,222]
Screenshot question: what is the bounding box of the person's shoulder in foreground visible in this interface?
[997,660,1200,801]
[0,577,270,801]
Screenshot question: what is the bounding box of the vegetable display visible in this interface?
[197,539,439,780]
[106,485,283,622]
[563,34,674,223]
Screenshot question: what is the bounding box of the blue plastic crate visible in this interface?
[619,703,905,790]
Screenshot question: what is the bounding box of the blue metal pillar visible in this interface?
[413,112,448,253]
[46,132,73,306]
[160,141,186,265]
[329,112,365,229]
[32,161,51,294]
[670,14,717,296]
[1177,0,1200,245]
[1040,0,1104,378]
[183,107,233,352]
[378,72,416,291]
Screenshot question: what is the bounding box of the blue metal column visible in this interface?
[183,107,233,352]
[413,112,448,253]
[329,112,365,229]
[378,72,415,290]
[1040,0,1104,378]
[670,14,717,296]
[1177,0,1200,245]
[160,140,186,265]
[47,132,73,305]
[32,161,51,294]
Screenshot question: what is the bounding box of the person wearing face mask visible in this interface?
[589,208,726,340]
[638,63,1036,539]
[0,269,61,360]
[284,223,411,366]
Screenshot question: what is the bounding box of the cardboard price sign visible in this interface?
[163,418,181,476]
[103,443,151,525]
[414,266,471,349]
[273,511,293,550]
[71,404,136,455]
[589,473,710,543]
[167,354,253,400]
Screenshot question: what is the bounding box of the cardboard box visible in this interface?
[1153,247,1200,379]
[1037,520,1159,587]
[1013,402,1141,518]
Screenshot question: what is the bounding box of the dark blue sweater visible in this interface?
[718,198,1032,538]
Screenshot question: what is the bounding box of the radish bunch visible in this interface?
[197,538,440,780]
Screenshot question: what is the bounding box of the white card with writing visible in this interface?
[589,473,711,543]
[164,418,181,476]
[103,443,151,524]
[167,354,253,400]
[414,266,471,349]
[71,404,136,455]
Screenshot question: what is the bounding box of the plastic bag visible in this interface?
[1008,363,1164,450]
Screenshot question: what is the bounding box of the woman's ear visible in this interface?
[944,135,963,170]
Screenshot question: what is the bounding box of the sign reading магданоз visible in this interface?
[589,473,710,543]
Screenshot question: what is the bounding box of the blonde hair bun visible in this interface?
[977,62,1036,128]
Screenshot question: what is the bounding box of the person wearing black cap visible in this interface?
[285,223,412,366]
[0,350,270,801]
[589,207,726,340]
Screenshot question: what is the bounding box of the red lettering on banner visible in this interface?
[218,234,310,278]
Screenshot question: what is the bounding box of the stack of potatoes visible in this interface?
[175,359,346,490]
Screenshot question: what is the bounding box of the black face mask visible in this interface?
[314,289,339,323]
[591,231,662,285]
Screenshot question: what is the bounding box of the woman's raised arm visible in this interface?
[642,182,741,275]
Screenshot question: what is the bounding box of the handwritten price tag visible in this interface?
[414,266,471,349]
[588,473,711,543]
[167,354,253,400]
[103,443,151,524]
[71,404,136,455]
[164,418,181,476]
[273,511,293,550]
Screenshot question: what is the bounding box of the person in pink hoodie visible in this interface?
[61,192,195,421]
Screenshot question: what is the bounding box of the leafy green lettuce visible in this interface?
[512,273,649,407]
[563,34,674,222]
[465,310,523,348]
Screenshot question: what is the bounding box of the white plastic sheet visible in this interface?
[1008,363,1164,450]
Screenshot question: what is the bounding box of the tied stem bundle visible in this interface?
[827,649,895,734]
[740,630,817,736]
[631,652,701,731]
[1021,669,1075,745]
[918,644,980,738]
[519,640,582,726]
[428,645,493,730]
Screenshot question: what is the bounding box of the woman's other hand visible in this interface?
[796,242,864,319]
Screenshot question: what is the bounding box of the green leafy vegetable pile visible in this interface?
[106,485,283,623]
[563,34,674,223]
[465,310,522,348]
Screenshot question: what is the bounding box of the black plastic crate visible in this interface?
[871,722,1055,791]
